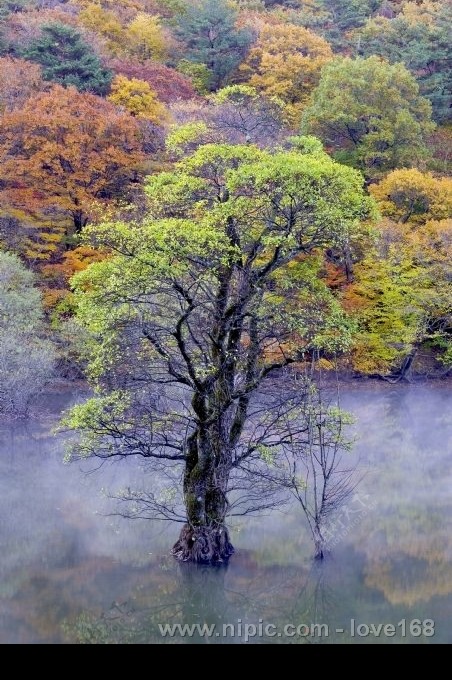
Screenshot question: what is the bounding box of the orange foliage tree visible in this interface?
[0,85,144,262]
[240,21,333,124]
[0,57,46,113]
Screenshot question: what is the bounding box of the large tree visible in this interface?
[108,75,168,124]
[175,0,253,91]
[0,85,144,261]
[64,141,374,564]
[302,56,435,179]
[124,13,169,63]
[369,169,452,226]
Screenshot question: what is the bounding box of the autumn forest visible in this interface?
[1,0,450,411]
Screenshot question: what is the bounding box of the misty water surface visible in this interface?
[0,384,451,644]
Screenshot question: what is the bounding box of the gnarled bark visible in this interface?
[173,430,235,564]
[172,524,235,565]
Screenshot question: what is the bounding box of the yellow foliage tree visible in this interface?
[401,0,443,26]
[108,75,168,124]
[240,21,333,125]
[125,13,168,62]
[370,169,452,225]
[78,3,124,55]
[343,214,452,376]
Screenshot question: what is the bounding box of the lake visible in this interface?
[0,384,451,644]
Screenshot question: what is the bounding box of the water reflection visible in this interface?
[0,385,451,644]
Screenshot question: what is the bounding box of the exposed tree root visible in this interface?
[172,524,235,565]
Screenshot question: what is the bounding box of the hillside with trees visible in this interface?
[0,0,449,404]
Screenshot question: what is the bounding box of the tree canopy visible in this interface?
[0,85,144,261]
[354,2,452,123]
[302,56,435,179]
[241,20,333,124]
[370,169,452,225]
[108,75,168,124]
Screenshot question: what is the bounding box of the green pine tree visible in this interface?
[21,23,112,96]
[175,0,252,91]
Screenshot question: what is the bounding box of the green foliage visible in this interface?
[344,253,422,373]
[440,345,452,368]
[0,252,55,415]
[21,23,113,96]
[319,0,383,46]
[354,4,452,123]
[288,135,326,156]
[166,121,210,156]
[65,142,374,458]
[175,0,253,90]
[302,57,435,179]
[344,216,452,375]
[177,59,212,94]
[281,0,383,50]
[62,391,130,460]
[0,251,42,329]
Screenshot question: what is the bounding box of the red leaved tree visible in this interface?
[109,58,197,104]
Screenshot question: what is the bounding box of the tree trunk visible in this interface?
[396,347,417,382]
[70,209,88,242]
[343,245,354,283]
[313,527,326,561]
[172,433,235,565]
[172,523,234,565]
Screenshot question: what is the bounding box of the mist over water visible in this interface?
[0,384,451,644]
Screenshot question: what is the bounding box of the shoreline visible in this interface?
[1,374,450,425]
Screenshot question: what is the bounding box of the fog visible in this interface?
[0,384,451,643]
